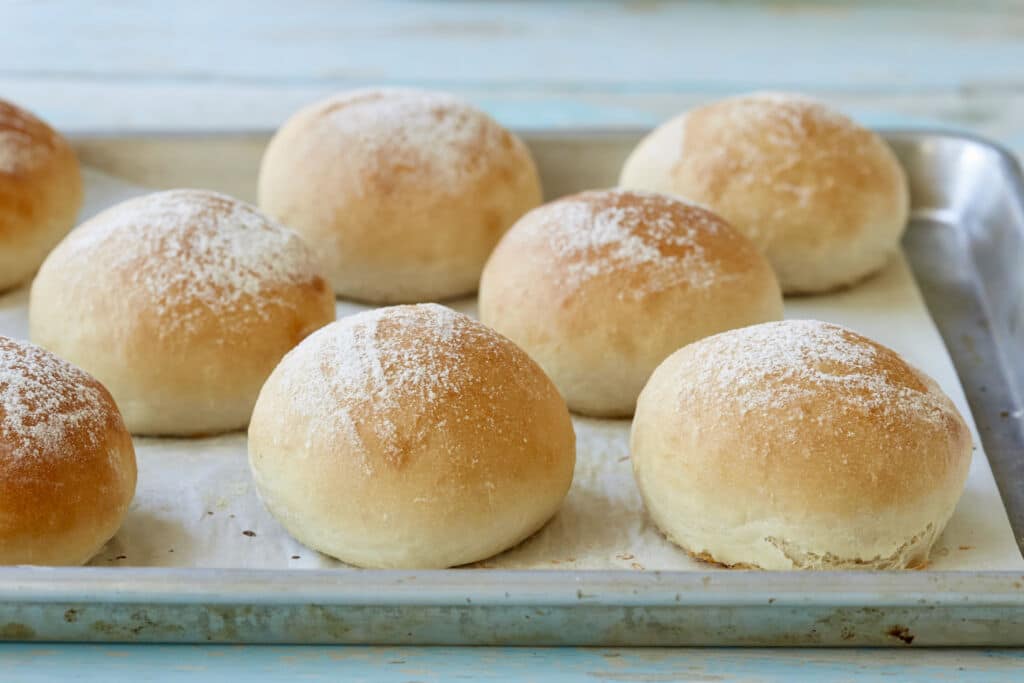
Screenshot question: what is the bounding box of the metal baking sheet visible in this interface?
[0,129,1023,645]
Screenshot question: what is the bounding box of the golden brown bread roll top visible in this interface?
[0,99,82,292]
[258,87,542,303]
[480,188,782,417]
[631,320,972,570]
[620,92,909,294]
[29,189,336,436]
[249,304,576,568]
[0,335,136,565]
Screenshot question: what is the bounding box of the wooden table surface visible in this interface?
[5,0,1024,151]
[3,1,1024,679]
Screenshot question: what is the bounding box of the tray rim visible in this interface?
[4,127,1024,646]
[59,122,1024,158]
[2,566,1024,607]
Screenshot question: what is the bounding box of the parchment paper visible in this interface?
[1,168,1020,571]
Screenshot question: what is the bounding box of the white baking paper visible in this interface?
[0,168,1019,571]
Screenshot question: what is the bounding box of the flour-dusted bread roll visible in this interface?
[29,189,336,436]
[258,88,542,303]
[0,99,82,292]
[479,189,782,417]
[620,93,910,294]
[632,320,972,570]
[0,336,135,565]
[248,304,576,569]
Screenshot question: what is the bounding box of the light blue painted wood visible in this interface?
[0,645,1023,682]
[4,1,1024,90]
[3,1,1023,156]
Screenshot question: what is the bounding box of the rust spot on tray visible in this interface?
[0,623,35,639]
[886,624,915,645]
[64,609,79,623]
[91,610,186,640]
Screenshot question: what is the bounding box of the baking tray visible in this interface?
[1,129,1023,646]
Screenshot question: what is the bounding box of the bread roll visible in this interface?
[258,88,542,303]
[29,189,335,435]
[248,304,576,568]
[0,99,82,292]
[0,336,135,565]
[620,93,909,293]
[479,189,782,417]
[631,320,972,570]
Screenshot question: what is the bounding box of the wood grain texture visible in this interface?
[2,1,1024,155]
[4,1,1024,88]
[1,644,1023,681]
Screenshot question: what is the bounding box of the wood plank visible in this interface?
[3,1,1024,91]
[1,644,1023,681]
[3,2,1023,155]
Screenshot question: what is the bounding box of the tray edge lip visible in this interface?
[66,125,1022,164]
[0,566,1023,607]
